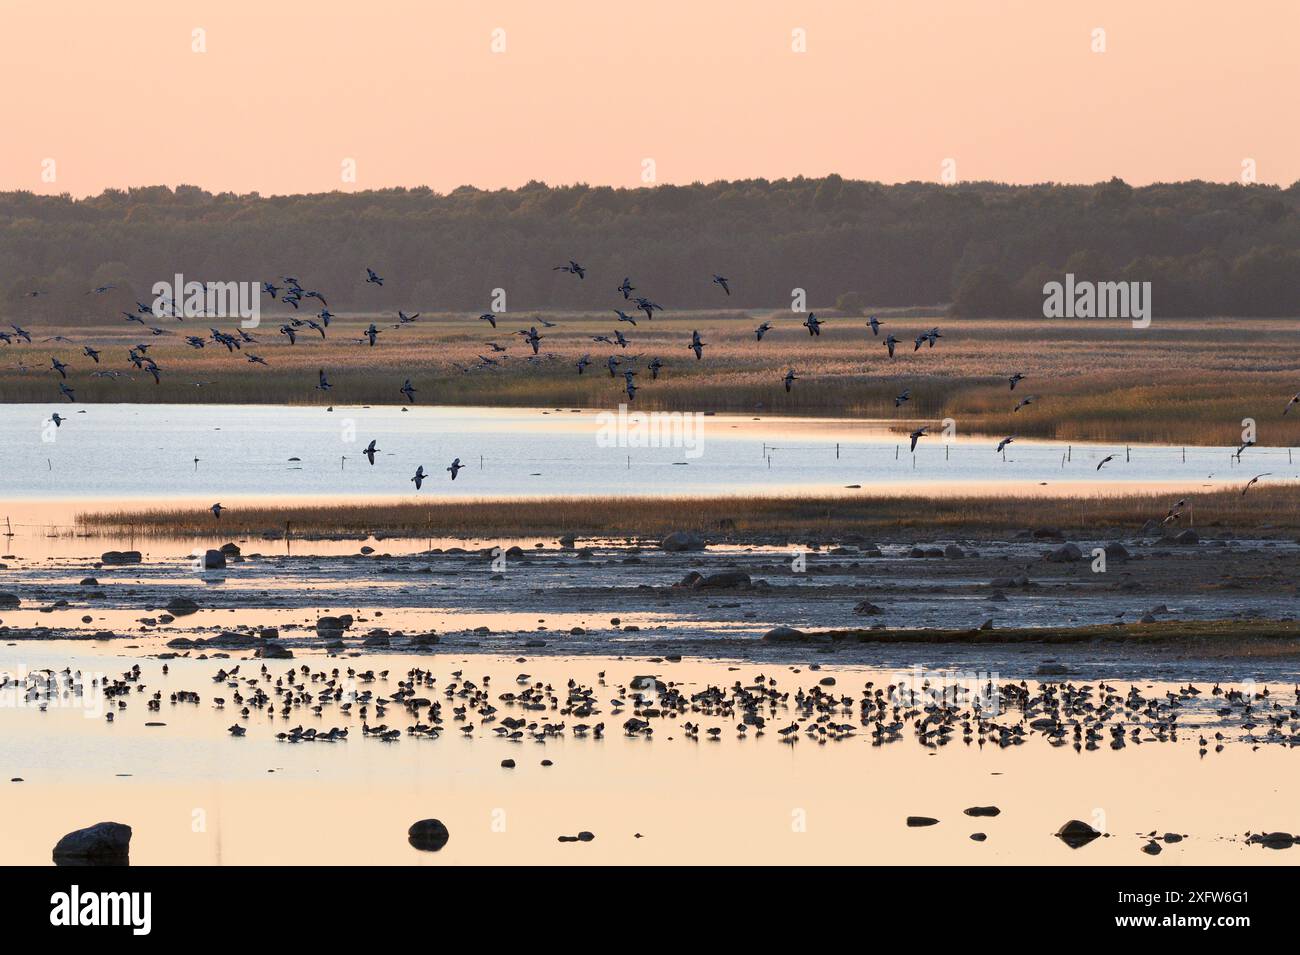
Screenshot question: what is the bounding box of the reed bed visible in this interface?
[6,315,1298,446]
[77,487,1300,539]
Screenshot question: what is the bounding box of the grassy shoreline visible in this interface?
[76,487,1300,539]
[4,315,1298,446]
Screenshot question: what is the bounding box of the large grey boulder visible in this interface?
[660,531,706,552]
[52,822,132,866]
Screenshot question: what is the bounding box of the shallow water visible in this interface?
[2,404,1294,515]
[0,646,1295,866]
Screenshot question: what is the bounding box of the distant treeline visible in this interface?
[2,176,1298,321]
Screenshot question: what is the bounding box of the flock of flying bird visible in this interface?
[11,262,1297,502]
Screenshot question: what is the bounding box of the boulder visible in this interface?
[202,549,226,570]
[762,626,805,643]
[52,822,132,866]
[1055,819,1102,848]
[1046,542,1083,562]
[906,816,939,827]
[257,642,293,659]
[853,600,884,615]
[0,593,19,610]
[1032,527,1065,540]
[165,596,200,616]
[407,818,450,852]
[660,531,706,552]
[219,542,242,557]
[693,570,750,589]
[943,544,965,559]
[1103,542,1131,561]
[100,551,142,565]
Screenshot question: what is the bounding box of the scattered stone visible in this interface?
[407,819,450,852]
[100,551,142,565]
[1055,819,1102,848]
[853,600,884,615]
[906,816,939,827]
[964,806,1001,817]
[202,549,226,570]
[762,626,804,643]
[500,758,516,769]
[1141,840,1162,856]
[165,597,200,616]
[970,832,987,842]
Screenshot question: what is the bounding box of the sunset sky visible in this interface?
[3,0,1297,197]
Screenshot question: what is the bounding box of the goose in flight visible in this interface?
[894,389,910,408]
[447,458,463,480]
[614,309,637,326]
[868,316,883,336]
[11,324,32,343]
[612,329,629,349]
[396,311,420,326]
[648,357,663,380]
[802,313,822,336]
[317,308,333,327]
[50,413,65,428]
[411,466,426,490]
[884,334,899,358]
[1242,473,1270,495]
[623,371,638,401]
[247,354,268,366]
[1014,395,1036,412]
[925,327,942,348]
[400,379,416,403]
[479,313,497,329]
[316,369,332,391]
[912,333,926,352]
[909,427,928,452]
[712,274,731,295]
[1284,394,1299,415]
[689,330,707,360]
[607,355,623,376]
[185,336,206,349]
[87,284,116,295]
[634,297,662,322]
[554,260,586,279]
[365,267,384,286]
[210,503,224,519]
[576,354,591,375]
[996,436,1014,453]
[783,368,798,393]
[363,440,380,465]
[280,324,298,345]
[524,327,543,355]
[1096,455,1115,471]
[262,282,280,298]
[82,346,100,363]
[50,357,69,378]
[59,382,75,401]
[485,342,508,353]
[1235,440,1255,460]
[754,321,773,341]
[364,323,380,347]
[306,319,326,338]
[1161,500,1187,525]
[617,277,635,299]
[1008,373,1025,391]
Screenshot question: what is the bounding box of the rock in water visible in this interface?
[407,819,450,852]
[1055,819,1102,848]
[964,806,1001,817]
[202,549,226,570]
[762,626,804,643]
[52,822,132,866]
[659,531,706,552]
[906,816,939,827]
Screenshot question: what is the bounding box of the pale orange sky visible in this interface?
[3,0,1297,197]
